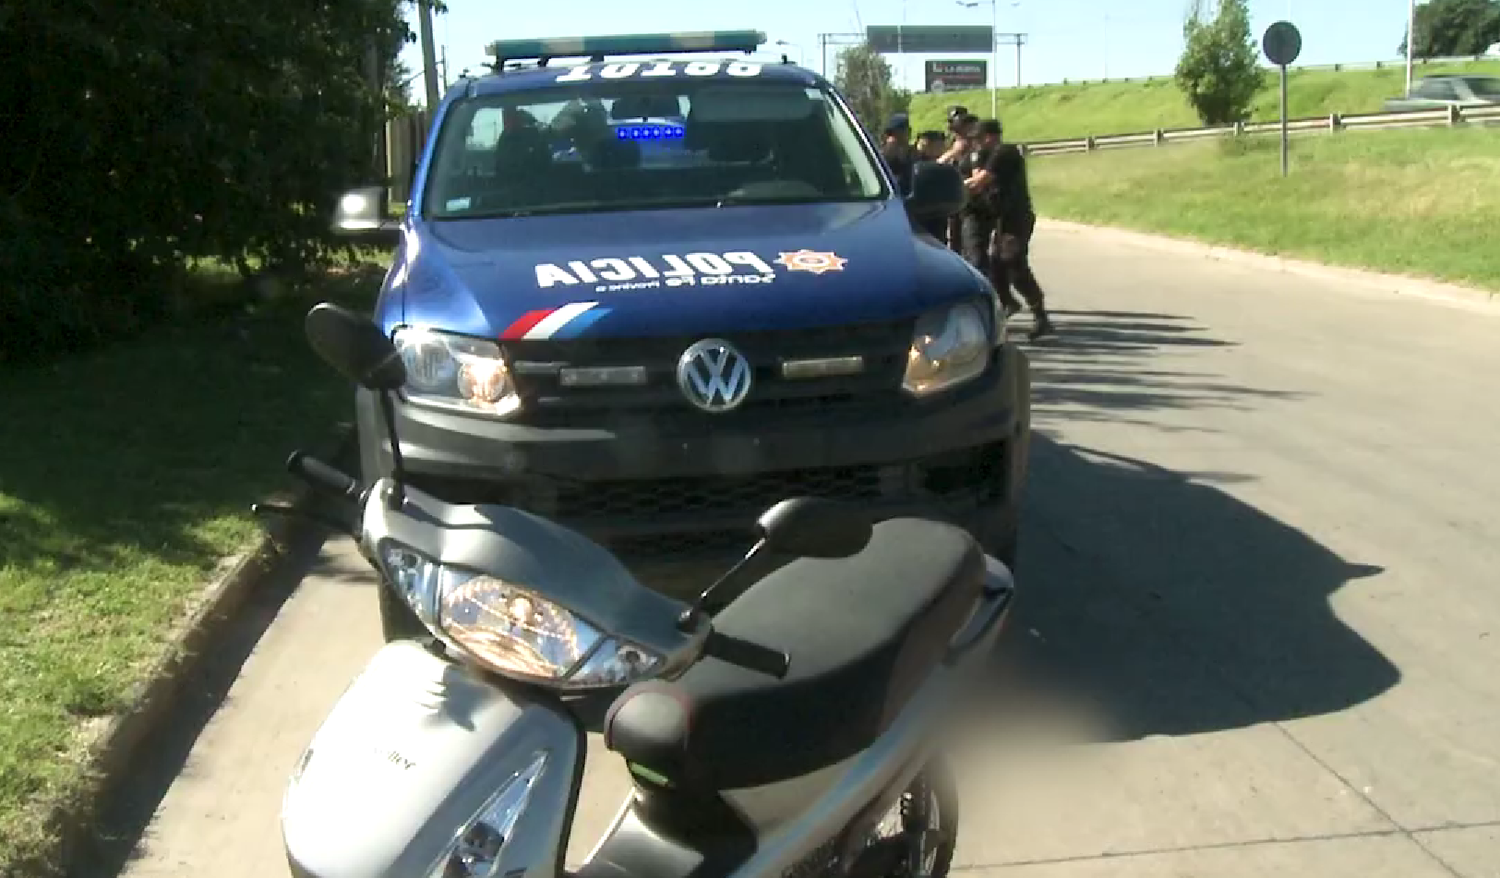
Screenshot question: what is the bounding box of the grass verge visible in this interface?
[1027,126,1500,291]
[909,59,1500,142]
[0,261,384,874]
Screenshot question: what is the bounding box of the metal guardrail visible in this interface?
[1052,54,1497,87]
[1020,104,1500,156]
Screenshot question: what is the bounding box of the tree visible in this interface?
[834,43,906,133]
[0,0,410,363]
[1399,0,1500,58]
[1175,0,1263,126]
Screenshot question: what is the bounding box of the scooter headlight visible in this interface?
[377,542,663,688]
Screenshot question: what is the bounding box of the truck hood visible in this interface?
[393,201,964,340]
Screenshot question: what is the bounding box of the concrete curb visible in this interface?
[37,424,356,877]
[1038,218,1500,312]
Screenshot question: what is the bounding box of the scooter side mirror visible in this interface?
[756,497,873,559]
[304,302,407,392]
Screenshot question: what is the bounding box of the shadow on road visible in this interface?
[976,307,1400,741]
[986,436,1400,742]
[1023,308,1307,434]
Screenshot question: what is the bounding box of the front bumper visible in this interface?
[359,344,1029,545]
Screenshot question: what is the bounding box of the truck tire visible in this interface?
[976,344,1031,572]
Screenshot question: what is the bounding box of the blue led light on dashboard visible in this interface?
[616,125,686,141]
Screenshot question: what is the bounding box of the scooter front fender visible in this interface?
[282,640,584,878]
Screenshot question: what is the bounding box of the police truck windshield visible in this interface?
[422,75,889,219]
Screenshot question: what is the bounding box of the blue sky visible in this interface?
[403,0,1417,100]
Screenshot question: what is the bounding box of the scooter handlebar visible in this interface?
[286,450,360,502]
[702,629,790,678]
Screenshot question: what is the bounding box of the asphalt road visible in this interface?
[85,227,1500,877]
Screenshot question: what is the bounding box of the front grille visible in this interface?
[552,464,889,521]
[404,442,1004,526]
[504,319,913,424]
[403,441,1005,586]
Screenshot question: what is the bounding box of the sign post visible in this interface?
[1262,21,1303,178]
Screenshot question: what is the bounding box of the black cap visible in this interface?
[947,105,969,121]
[977,119,1002,136]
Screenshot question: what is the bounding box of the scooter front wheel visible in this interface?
[854,759,959,878]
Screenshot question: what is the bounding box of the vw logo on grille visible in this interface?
[676,339,753,412]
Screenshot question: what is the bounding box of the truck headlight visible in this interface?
[378,542,663,689]
[901,301,990,396]
[392,327,521,417]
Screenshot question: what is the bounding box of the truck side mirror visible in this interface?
[331,186,402,248]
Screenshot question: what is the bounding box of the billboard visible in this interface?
[925,59,988,93]
[865,25,994,54]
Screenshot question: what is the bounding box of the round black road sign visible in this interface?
[1263,21,1302,67]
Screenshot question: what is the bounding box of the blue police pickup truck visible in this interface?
[331,31,1032,639]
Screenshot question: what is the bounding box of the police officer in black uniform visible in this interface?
[911,130,951,243]
[938,110,978,254]
[882,114,953,243]
[954,119,1003,301]
[880,113,915,194]
[965,118,1054,339]
[915,130,947,162]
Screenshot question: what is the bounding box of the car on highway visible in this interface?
[330,31,1033,639]
[1383,74,1500,111]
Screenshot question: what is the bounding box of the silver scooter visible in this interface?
[262,302,1015,878]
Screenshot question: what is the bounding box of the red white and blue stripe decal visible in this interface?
[499,302,610,340]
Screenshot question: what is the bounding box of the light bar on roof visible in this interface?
[485,30,767,63]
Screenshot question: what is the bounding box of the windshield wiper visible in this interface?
[714,194,868,208]
[436,209,534,220]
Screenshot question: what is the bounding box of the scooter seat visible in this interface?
[603,517,984,791]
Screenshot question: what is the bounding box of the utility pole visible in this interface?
[774,40,805,66]
[440,46,449,88]
[416,0,441,108]
[365,37,386,182]
[1405,0,1416,96]
[956,0,999,117]
[990,0,997,115]
[898,0,906,90]
[993,33,1027,89]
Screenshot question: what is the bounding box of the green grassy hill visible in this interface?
[1027,126,1500,290]
[908,59,1500,142]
